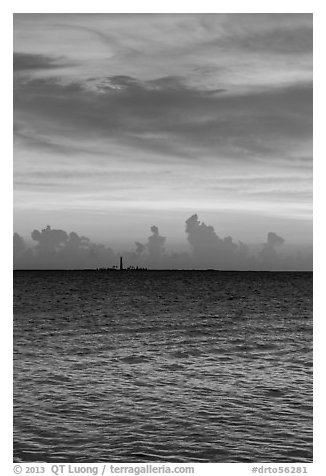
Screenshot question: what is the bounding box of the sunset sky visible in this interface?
[13,13,312,255]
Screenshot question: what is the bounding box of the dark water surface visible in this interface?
[13,271,313,463]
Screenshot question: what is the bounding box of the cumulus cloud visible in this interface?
[259,232,285,270]
[147,225,166,263]
[31,225,68,255]
[185,214,247,269]
[13,232,26,256]
[135,241,146,256]
[13,216,312,270]
[13,233,33,269]
[14,225,115,269]
[123,225,167,268]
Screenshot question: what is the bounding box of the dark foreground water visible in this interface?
[13,270,313,463]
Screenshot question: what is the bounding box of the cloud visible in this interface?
[125,225,167,267]
[14,14,311,87]
[13,14,312,246]
[13,72,312,165]
[259,232,285,269]
[147,225,166,264]
[31,225,68,253]
[13,233,33,269]
[135,241,145,256]
[13,216,312,270]
[13,52,73,72]
[13,232,27,256]
[185,214,244,269]
[265,232,285,249]
[213,24,313,56]
[14,225,115,269]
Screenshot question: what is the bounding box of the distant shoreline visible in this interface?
[13,269,313,273]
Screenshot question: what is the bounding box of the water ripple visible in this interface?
[14,271,312,463]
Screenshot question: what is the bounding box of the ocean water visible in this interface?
[13,270,313,463]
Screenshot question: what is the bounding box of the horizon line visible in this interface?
[13,268,313,273]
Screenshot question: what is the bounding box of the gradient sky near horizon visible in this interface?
[13,13,312,250]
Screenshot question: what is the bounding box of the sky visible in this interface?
[13,13,313,269]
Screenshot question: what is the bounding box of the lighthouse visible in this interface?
[119,256,123,270]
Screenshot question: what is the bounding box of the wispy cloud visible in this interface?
[13,52,75,72]
[13,13,312,245]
